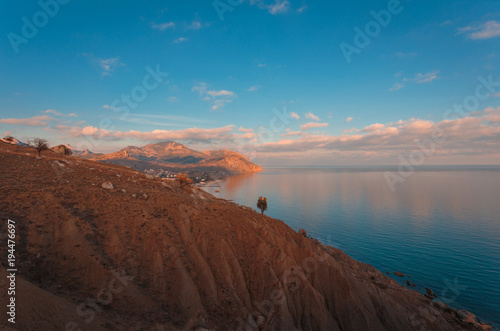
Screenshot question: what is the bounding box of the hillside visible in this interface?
[90,141,262,177]
[0,142,491,330]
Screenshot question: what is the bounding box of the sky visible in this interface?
[1,0,500,165]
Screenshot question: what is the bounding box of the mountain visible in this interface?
[1,136,27,147]
[90,141,262,176]
[0,141,490,330]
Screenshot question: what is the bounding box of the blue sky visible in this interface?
[1,0,500,165]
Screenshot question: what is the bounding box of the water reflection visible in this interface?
[202,167,500,327]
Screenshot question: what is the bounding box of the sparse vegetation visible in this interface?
[4,136,14,142]
[28,138,49,156]
[257,196,268,215]
[177,173,193,188]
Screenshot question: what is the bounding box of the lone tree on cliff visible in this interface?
[28,138,49,156]
[177,173,193,188]
[257,196,268,215]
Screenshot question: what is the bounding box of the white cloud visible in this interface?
[247,85,260,92]
[267,0,290,15]
[300,122,328,130]
[0,115,53,126]
[290,112,300,120]
[42,109,77,117]
[173,37,188,44]
[389,82,405,91]
[297,5,308,13]
[192,82,237,111]
[102,105,119,111]
[281,129,303,137]
[152,22,175,31]
[98,58,123,76]
[42,109,63,116]
[168,96,178,102]
[404,71,440,84]
[305,112,320,121]
[458,20,500,40]
[345,117,353,123]
[257,63,266,68]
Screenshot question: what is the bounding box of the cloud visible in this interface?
[0,115,53,126]
[389,82,405,91]
[267,0,290,15]
[247,85,260,92]
[42,109,78,117]
[68,125,237,143]
[192,82,237,111]
[257,63,266,68]
[186,20,209,30]
[290,112,300,120]
[152,22,175,30]
[239,127,254,133]
[404,71,440,84]
[102,105,119,111]
[254,107,500,163]
[458,20,500,40]
[305,112,320,121]
[168,96,178,102]
[42,109,62,116]
[281,129,303,137]
[300,122,328,130]
[173,37,188,44]
[494,91,500,98]
[297,5,308,13]
[98,58,124,76]
[361,123,385,132]
[345,117,353,123]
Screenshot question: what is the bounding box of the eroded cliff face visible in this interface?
[0,143,488,330]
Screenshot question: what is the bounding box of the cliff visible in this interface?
[0,142,490,330]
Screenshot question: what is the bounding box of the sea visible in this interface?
[201,166,500,328]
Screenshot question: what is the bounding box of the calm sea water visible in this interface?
[201,166,500,328]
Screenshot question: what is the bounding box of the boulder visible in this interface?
[394,271,404,277]
[102,181,114,189]
[457,310,476,324]
[298,229,307,237]
[51,145,72,155]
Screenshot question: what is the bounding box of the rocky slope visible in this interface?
[90,141,262,176]
[0,142,491,330]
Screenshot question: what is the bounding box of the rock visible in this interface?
[298,229,307,237]
[457,310,476,324]
[121,189,126,193]
[431,301,447,311]
[146,174,154,180]
[425,288,435,297]
[479,323,492,331]
[53,160,66,167]
[143,194,148,199]
[406,280,411,286]
[132,194,137,198]
[386,272,390,274]
[102,181,114,189]
[256,315,265,327]
[394,271,404,277]
[50,144,72,155]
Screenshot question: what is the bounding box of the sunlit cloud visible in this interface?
[305,112,320,121]
[458,20,500,40]
[300,122,328,130]
[0,115,54,126]
[290,112,300,120]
